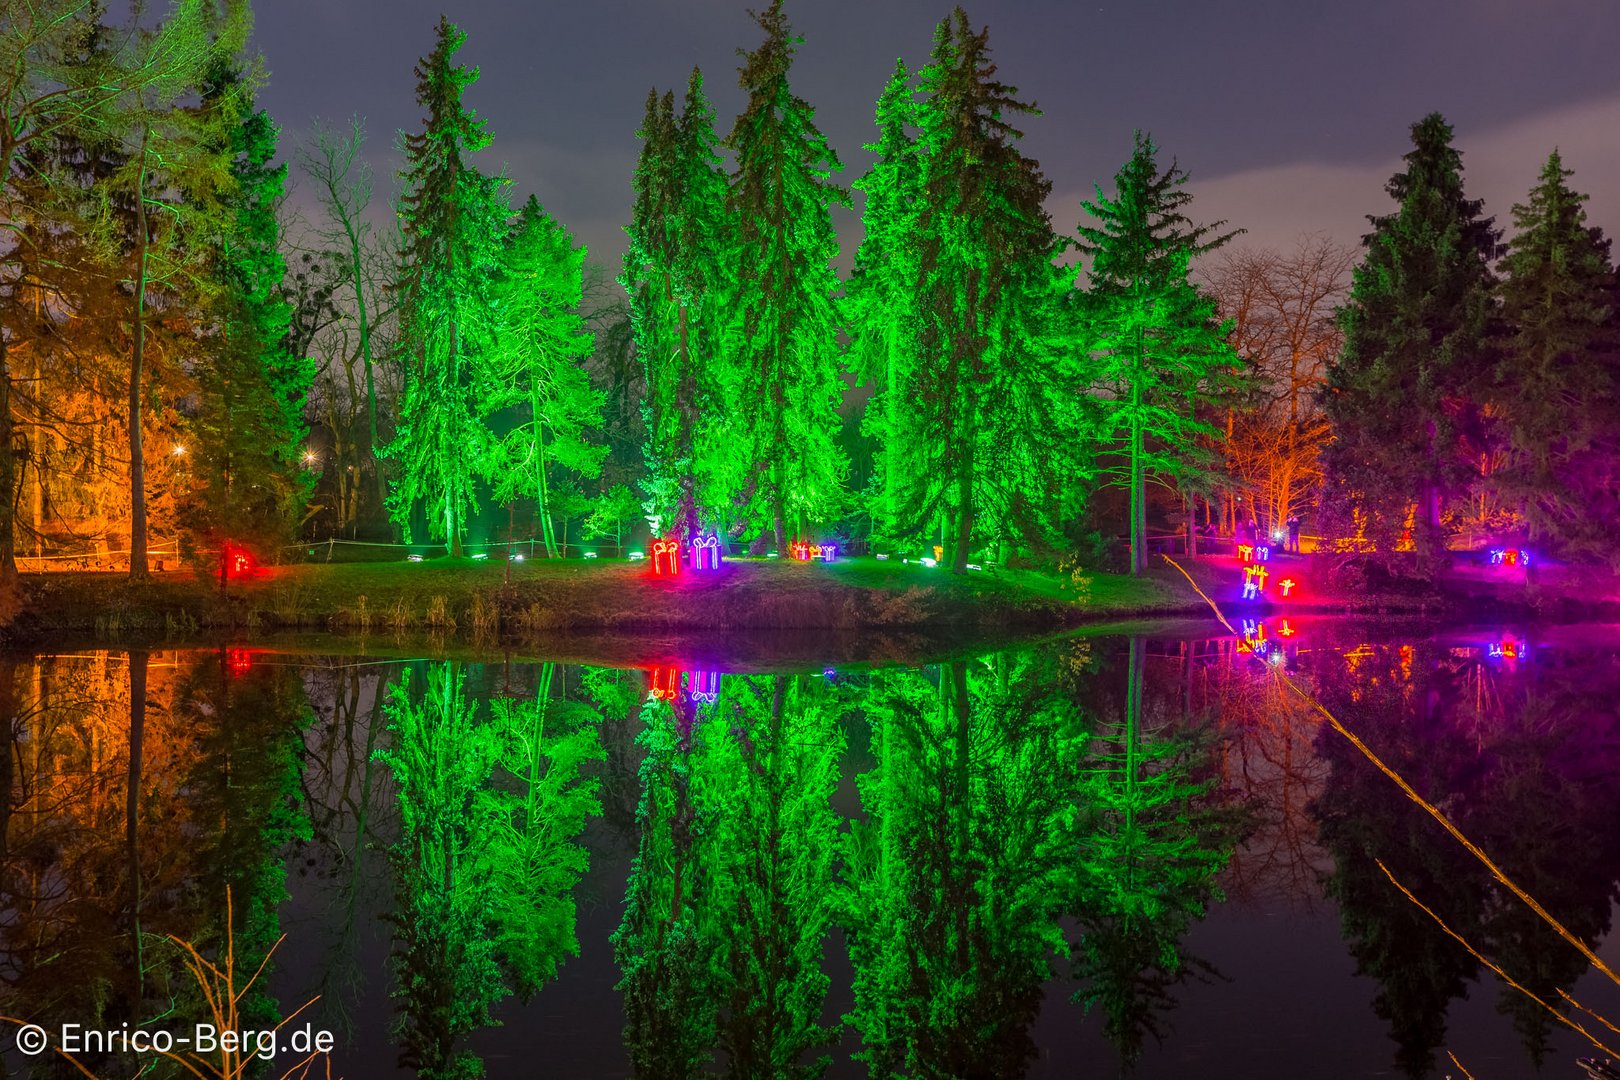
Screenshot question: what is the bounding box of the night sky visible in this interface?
[253,0,1620,269]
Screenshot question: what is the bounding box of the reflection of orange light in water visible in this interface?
[1277,619,1295,637]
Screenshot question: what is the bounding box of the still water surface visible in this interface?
[2,618,1618,1079]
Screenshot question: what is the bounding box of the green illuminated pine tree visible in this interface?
[621,69,729,540]
[901,10,1067,571]
[1320,113,1500,573]
[724,0,849,550]
[846,59,921,548]
[1075,132,1239,576]
[386,17,509,557]
[1492,150,1619,561]
[183,67,312,586]
[488,195,603,557]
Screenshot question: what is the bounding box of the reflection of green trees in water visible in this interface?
[1311,643,1620,1077]
[842,654,1083,1079]
[379,661,603,1079]
[608,645,1243,1079]
[614,672,843,1079]
[1068,637,1246,1068]
[11,633,1614,1077]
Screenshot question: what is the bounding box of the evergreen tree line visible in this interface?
[4,3,1614,591]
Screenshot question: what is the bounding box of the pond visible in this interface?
[1,618,1618,1079]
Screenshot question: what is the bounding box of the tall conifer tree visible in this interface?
[1076,132,1237,575]
[724,0,849,551]
[901,10,1065,571]
[621,70,728,541]
[1320,113,1500,572]
[847,59,921,548]
[183,68,311,588]
[386,17,508,557]
[1493,150,1619,561]
[489,195,603,558]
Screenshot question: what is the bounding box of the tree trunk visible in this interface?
[951,444,973,573]
[0,330,16,593]
[129,138,151,580]
[772,461,787,554]
[127,648,149,1010]
[1129,386,1144,576]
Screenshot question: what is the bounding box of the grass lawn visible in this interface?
[12,554,1204,639]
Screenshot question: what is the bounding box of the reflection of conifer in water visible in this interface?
[1314,643,1492,1078]
[380,661,601,1079]
[181,648,315,1030]
[844,655,1080,1079]
[614,673,843,1078]
[614,690,717,1079]
[1069,637,1243,1068]
[1312,642,1620,1076]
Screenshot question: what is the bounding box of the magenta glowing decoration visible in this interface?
[688,670,719,703]
[692,533,722,571]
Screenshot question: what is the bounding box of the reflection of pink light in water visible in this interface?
[647,666,721,703]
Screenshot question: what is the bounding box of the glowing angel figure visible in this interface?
[652,536,682,576]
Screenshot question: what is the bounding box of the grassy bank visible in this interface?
[10,555,1204,641]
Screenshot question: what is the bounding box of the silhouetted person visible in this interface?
[1287,515,1301,554]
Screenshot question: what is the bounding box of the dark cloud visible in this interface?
[253,0,1620,268]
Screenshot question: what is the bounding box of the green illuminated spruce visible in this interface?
[1321,113,1498,573]
[387,18,508,558]
[1076,133,1238,576]
[898,9,1067,571]
[488,196,603,558]
[621,70,729,540]
[846,59,921,548]
[724,0,849,550]
[185,65,313,585]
